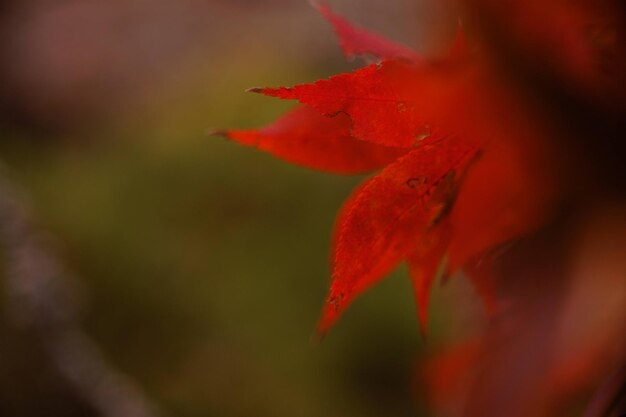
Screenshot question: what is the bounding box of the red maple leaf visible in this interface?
[217,1,626,415]
[217,1,564,335]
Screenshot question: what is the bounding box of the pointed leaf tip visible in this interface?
[206,128,228,137]
[408,221,451,339]
[246,87,265,94]
[310,330,324,346]
[316,297,339,336]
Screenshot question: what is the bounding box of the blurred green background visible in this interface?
[0,1,483,416]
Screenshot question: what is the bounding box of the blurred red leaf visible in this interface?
[312,0,421,62]
[447,130,560,273]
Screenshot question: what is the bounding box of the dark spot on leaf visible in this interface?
[415,125,432,143]
[406,177,427,188]
[329,292,344,311]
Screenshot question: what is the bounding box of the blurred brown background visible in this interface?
[0,1,486,416]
